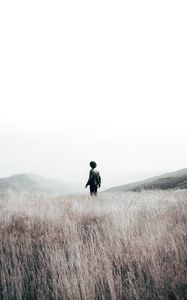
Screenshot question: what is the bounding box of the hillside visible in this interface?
[0,173,81,195]
[105,168,187,192]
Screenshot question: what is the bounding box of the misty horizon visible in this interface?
[0,1,186,190]
[0,167,187,192]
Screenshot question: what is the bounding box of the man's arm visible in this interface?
[97,172,101,187]
[85,170,91,188]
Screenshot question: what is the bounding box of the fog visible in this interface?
[0,1,187,190]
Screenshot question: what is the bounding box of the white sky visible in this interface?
[0,0,187,190]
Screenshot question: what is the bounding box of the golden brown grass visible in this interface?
[0,190,187,300]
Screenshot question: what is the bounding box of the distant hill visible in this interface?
[105,168,187,193]
[0,173,81,195]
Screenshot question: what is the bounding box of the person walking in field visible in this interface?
[85,161,101,196]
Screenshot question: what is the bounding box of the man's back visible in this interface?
[89,169,101,186]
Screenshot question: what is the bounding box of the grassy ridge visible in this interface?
[0,190,187,300]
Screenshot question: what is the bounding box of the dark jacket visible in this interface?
[86,169,101,187]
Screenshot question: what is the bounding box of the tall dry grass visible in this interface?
[0,190,187,300]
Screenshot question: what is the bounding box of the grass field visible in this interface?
[0,190,187,300]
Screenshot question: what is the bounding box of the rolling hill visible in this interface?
[0,173,81,195]
[105,168,187,192]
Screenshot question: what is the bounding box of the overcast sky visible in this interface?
[0,0,186,189]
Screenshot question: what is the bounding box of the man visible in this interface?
[85,161,101,196]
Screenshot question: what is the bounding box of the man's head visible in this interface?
[90,161,97,169]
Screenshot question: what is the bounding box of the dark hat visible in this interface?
[90,161,97,168]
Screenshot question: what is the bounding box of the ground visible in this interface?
[0,190,187,300]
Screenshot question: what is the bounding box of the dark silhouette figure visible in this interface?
[85,161,101,196]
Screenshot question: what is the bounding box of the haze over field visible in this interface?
[0,0,187,189]
[0,168,187,195]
